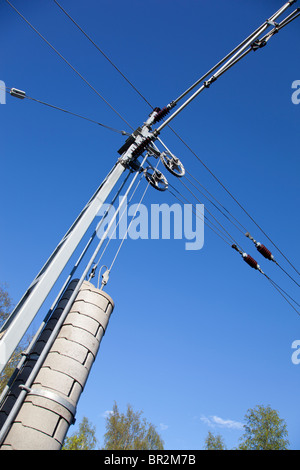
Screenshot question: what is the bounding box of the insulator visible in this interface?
[131,137,152,158]
[153,107,170,124]
[256,243,274,261]
[243,253,259,270]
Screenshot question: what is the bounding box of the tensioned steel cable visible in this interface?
[4,0,134,131]
[184,171,247,236]
[10,0,300,284]
[178,178,244,250]
[37,1,300,312]
[1,85,130,135]
[168,181,235,248]
[168,127,300,279]
[263,274,300,316]
[170,183,300,316]
[90,169,147,280]
[52,0,154,110]
[32,3,253,253]
[53,0,300,280]
[108,175,151,273]
[108,159,162,274]
[26,95,130,135]
[183,167,300,288]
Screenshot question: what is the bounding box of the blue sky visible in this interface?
[1,0,300,450]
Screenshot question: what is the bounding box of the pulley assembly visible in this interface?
[144,167,168,191]
[160,151,185,178]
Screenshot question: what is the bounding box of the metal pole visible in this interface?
[0,162,126,375]
[0,155,148,445]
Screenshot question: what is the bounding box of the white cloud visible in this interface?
[159,423,169,431]
[200,415,243,430]
[101,410,113,418]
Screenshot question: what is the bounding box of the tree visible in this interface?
[0,284,12,326]
[204,431,226,450]
[238,405,289,450]
[0,284,33,394]
[0,285,18,394]
[62,416,98,450]
[102,402,164,450]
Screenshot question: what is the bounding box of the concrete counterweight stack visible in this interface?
[0,280,114,450]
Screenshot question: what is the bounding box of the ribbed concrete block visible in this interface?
[58,324,100,357]
[1,423,61,450]
[16,400,68,436]
[42,352,88,387]
[51,337,89,364]
[1,281,114,450]
[33,368,75,397]
[64,311,100,336]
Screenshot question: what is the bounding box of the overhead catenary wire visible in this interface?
[182,166,300,288]
[170,176,300,316]
[264,274,300,317]
[169,127,300,279]
[178,177,245,250]
[4,0,134,131]
[184,170,247,236]
[263,274,300,310]
[1,2,299,446]
[48,0,300,281]
[7,0,299,306]
[52,0,154,110]
[168,182,235,248]
[274,262,300,289]
[13,0,297,274]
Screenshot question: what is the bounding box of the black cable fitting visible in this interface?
[204,76,217,88]
[251,39,267,51]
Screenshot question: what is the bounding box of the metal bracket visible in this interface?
[266,20,279,27]
[21,351,39,361]
[20,385,76,422]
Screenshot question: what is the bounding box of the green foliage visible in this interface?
[238,405,289,450]
[62,417,98,450]
[102,402,164,450]
[0,285,18,395]
[0,284,13,328]
[0,284,33,394]
[204,431,226,450]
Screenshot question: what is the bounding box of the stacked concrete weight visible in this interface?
[0,280,114,450]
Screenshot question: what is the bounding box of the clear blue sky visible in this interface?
[1,0,300,450]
